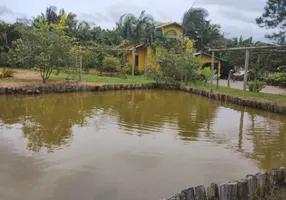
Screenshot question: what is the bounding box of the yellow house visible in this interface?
[126,22,224,74]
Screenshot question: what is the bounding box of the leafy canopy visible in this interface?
[9,27,74,83]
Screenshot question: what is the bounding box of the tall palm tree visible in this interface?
[117,11,154,46]
[44,6,58,24]
[0,21,20,49]
[142,21,162,46]
[182,8,208,40]
[0,21,9,46]
[197,22,222,50]
[116,11,154,79]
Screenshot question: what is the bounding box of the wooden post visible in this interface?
[243,49,250,96]
[228,70,231,88]
[123,52,127,74]
[210,51,215,93]
[216,69,219,89]
[132,48,135,81]
[253,54,260,92]
[79,46,83,81]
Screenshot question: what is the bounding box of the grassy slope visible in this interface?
[189,82,286,104]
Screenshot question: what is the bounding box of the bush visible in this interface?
[125,63,140,75]
[247,81,266,92]
[102,56,121,74]
[82,51,102,74]
[0,68,16,78]
[156,39,202,85]
[0,52,9,67]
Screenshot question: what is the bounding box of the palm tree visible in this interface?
[0,21,9,46]
[182,8,208,40]
[117,11,153,45]
[44,6,58,24]
[116,11,154,79]
[197,22,222,50]
[0,21,20,50]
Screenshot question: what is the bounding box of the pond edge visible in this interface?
[1,83,286,115]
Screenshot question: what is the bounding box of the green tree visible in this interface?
[9,27,74,83]
[256,0,286,43]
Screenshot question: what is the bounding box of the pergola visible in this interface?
[78,46,137,81]
[207,45,286,96]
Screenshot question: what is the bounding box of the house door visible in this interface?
[135,55,139,67]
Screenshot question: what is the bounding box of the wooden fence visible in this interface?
[163,168,286,200]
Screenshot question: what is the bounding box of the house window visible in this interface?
[135,55,139,67]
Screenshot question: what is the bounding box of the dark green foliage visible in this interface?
[82,51,101,73]
[182,8,222,50]
[125,64,140,75]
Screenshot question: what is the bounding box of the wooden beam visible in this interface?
[208,45,286,52]
[243,49,250,96]
[80,46,131,53]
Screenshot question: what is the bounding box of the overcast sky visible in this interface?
[0,0,272,41]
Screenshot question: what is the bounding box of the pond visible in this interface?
[0,90,286,200]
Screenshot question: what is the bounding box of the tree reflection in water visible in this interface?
[0,90,286,171]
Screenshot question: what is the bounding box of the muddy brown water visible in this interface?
[0,90,286,200]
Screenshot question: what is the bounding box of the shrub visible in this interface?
[125,63,140,75]
[156,39,202,85]
[247,81,266,92]
[82,51,101,74]
[0,52,9,67]
[0,68,16,78]
[102,55,121,74]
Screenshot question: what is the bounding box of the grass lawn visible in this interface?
[189,81,286,104]
[0,68,155,84]
[49,73,155,84]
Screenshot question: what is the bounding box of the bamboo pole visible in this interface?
[243,49,250,96]
[210,51,215,93]
[123,52,127,75]
[79,46,82,81]
[208,45,286,52]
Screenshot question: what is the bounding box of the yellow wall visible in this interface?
[200,55,221,74]
[162,25,183,36]
[127,46,146,72]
